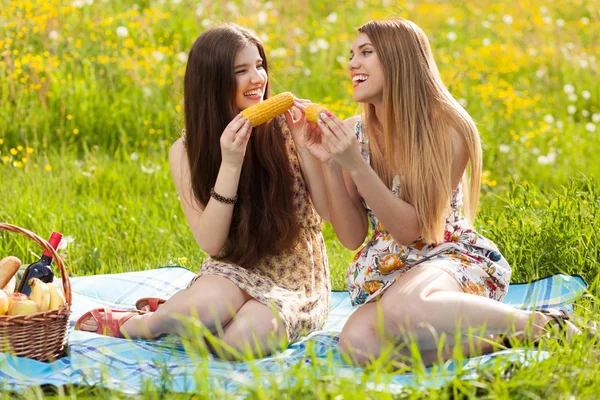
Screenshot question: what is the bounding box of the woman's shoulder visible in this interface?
[169,136,186,161]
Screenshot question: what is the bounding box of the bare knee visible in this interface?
[338,323,378,366]
[220,302,287,359]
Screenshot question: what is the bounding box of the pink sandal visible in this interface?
[135,297,167,312]
[75,308,145,338]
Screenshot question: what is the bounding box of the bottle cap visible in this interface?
[43,231,63,257]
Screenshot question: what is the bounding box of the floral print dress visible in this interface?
[347,121,512,307]
[191,117,331,343]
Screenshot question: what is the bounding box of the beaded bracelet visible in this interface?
[210,187,238,204]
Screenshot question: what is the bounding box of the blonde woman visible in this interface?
[296,18,581,366]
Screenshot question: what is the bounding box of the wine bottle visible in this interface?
[17,231,63,296]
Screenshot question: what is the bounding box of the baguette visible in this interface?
[0,256,22,289]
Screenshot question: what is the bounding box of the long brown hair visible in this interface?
[183,24,298,268]
[358,19,482,244]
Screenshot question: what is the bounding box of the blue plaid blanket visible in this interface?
[0,267,587,394]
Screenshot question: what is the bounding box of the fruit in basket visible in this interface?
[0,256,22,290]
[29,278,51,312]
[7,292,29,309]
[0,290,8,315]
[47,282,66,310]
[8,299,38,316]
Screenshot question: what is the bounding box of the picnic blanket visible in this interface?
[0,267,587,394]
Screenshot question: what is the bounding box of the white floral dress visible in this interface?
[347,121,512,306]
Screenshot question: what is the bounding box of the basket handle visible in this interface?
[0,223,71,305]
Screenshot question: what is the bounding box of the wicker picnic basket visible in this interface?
[0,223,71,361]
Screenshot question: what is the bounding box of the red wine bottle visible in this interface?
[17,231,63,296]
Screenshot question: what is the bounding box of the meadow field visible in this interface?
[1,0,599,398]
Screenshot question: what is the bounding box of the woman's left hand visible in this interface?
[317,112,364,173]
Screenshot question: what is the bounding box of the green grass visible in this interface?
[1,0,600,397]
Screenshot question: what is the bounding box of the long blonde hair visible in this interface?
[358,19,482,244]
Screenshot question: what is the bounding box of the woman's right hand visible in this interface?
[220,114,252,168]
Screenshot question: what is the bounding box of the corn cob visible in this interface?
[305,103,329,123]
[241,92,295,127]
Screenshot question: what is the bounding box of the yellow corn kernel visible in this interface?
[305,103,329,123]
[241,92,294,127]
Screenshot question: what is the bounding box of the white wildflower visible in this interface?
[317,39,329,50]
[499,144,510,153]
[482,38,491,46]
[130,152,139,161]
[537,155,549,165]
[579,59,589,69]
[581,17,590,25]
[446,31,457,41]
[152,51,164,62]
[568,93,578,102]
[556,19,565,27]
[556,120,564,129]
[116,26,128,37]
[543,114,554,124]
[502,14,513,24]
[58,235,75,250]
[482,20,491,28]
[326,12,338,23]
[201,19,211,28]
[567,105,577,114]
[586,123,596,132]
[257,11,268,25]
[532,147,540,155]
[195,4,203,16]
[447,17,456,25]
[177,51,187,63]
[592,113,600,123]
[563,84,575,94]
[270,48,287,58]
[49,30,59,40]
[543,16,553,25]
[582,110,590,117]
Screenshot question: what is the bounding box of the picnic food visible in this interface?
[0,256,22,290]
[0,290,8,315]
[241,92,294,127]
[305,103,329,123]
[17,231,62,296]
[29,278,50,312]
[47,282,66,310]
[8,299,38,316]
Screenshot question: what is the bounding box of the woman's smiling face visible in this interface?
[234,44,268,111]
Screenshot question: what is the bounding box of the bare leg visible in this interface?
[339,266,580,366]
[216,299,288,360]
[78,275,251,338]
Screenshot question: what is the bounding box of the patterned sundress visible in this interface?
[347,120,512,306]
[191,117,331,342]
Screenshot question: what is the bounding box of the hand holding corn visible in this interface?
[305,103,330,123]
[241,92,295,127]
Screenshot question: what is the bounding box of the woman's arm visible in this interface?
[169,115,252,255]
[321,152,369,250]
[318,114,468,246]
[285,102,331,221]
